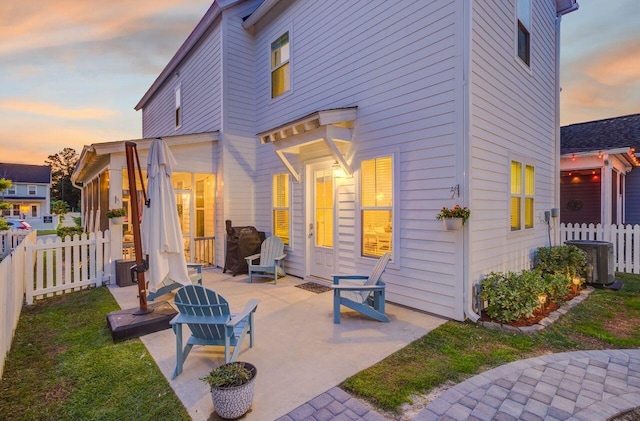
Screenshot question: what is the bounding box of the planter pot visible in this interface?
[443,218,464,231]
[110,216,124,225]
[210,362,257,419]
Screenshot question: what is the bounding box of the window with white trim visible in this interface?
[28,185,37,196]
[271,32,290,98]
[517,0,531,66]
[12,204,20,217]
[361,156,393,258]
[175,85,182,128]
[272,174,290,245]
[511,160,534,231]
[6,186,16,195]
[31,205,38,217]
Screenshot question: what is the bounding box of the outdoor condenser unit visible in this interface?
[564,240,615,285]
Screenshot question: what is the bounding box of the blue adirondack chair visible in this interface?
[332,252,391,324]
[147,263,203,301]
[245,235,286,284]
[170,284,259,379]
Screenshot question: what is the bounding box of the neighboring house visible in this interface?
[0,163,56,230]
[76,0,577,321]
[71,134,217,267]
[560,113,640,226]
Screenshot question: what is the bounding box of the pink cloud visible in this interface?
[0,99,117,120]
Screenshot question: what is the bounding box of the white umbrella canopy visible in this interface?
[141,138,191,293]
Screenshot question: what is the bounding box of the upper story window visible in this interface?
[361,156,393,258]
[271,32,290,98]
[517,0,531,66]
[28,185,37,195]
[6,186,16,195]
[175,85,182,128]
[273,173,290,245]
[511,160,535,231]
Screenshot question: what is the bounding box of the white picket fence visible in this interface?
[0,231,37,378]
[0,230,30,259]
[560,223,640,274]
[25,231,111,305]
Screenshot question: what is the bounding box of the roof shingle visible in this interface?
[561,113,640,154]
[0,163,51,184]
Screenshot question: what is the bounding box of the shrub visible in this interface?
[57,226,85,238]
[535,245,587,279]
[72,216,82,227]
[543,273,571,303]
[480,270,546,323]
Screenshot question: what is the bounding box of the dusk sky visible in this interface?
[0,0,638,165]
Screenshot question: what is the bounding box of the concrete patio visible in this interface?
[108,268,446,421]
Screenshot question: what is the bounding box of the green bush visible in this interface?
[535,245,587,279]
[480,270,546,323]
[543,273,571,303]
[57,226,85,238]
[72,216,82,227]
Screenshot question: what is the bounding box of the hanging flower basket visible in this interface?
[442,217,464,231]
[436,205,470,231]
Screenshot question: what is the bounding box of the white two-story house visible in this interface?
[0,163,54,230]
[128,0,579,321]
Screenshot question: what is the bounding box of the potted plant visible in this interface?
[436,205,470,230]
[201,361,257,419]
[106,208,127,225]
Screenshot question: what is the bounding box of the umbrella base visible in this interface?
[107,301,177,342]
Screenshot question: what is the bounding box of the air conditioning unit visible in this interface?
[564,240,615,285]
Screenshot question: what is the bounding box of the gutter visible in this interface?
[242,0,281,29]
[557,2,579,16]
[462,0,479,322]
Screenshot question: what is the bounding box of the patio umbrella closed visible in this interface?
[141,138,191,293]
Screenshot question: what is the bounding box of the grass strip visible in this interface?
[0,287,190,421]
[344,273,640,412]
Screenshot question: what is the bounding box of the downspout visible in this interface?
[463,0,479,322]
[554,14,562,246]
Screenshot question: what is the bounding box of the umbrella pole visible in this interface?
[125,141,152,315]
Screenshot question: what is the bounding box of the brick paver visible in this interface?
[280,350,640,420]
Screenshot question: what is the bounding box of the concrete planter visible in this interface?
[109,216,124,225]
[443,217,463,231]
[210,362,257,419]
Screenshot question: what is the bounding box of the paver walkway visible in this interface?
[417,349,640,421]
[281,349,640,421]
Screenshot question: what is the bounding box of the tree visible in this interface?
[0,178,12,231]
[51,199,70,219]
[45,148,81,211]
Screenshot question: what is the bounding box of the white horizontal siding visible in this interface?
[142,18,223,138]
[250,0,463,319]
[469,0,558,280]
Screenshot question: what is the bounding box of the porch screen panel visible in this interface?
[272,174,290,245]
[361,157,393,258]
[315,169,333,248]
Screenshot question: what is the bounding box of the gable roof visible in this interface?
[0,163,51,184]
[561,113,640,155]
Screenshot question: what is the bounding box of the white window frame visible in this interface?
[11,204,20,217]
[356,148,399,266]
[270,30,292,99]
[272,173,291,246]
[175,84,182,129]
[30,204,39,218]
[515,0,532,69]
[6,186,16,195]
[28,185,37,195]
[510,157,535,232]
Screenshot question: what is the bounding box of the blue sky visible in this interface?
[0,0,638,165]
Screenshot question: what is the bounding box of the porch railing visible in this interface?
[560,223,640,274]
[193,236,215,266]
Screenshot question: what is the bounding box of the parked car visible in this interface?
[6,220,31,230]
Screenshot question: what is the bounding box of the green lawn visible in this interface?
[343,273,640,412]
[36,230,58,236]
[0,287,189,421]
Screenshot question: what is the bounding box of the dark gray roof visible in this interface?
[0,163,51,184]
[561,113,640,155]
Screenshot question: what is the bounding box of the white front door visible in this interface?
[307,162,335,281]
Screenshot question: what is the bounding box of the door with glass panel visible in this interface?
[308,162,335,280]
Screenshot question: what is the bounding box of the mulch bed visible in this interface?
[295,282,332,294]
[479,289,582,327]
